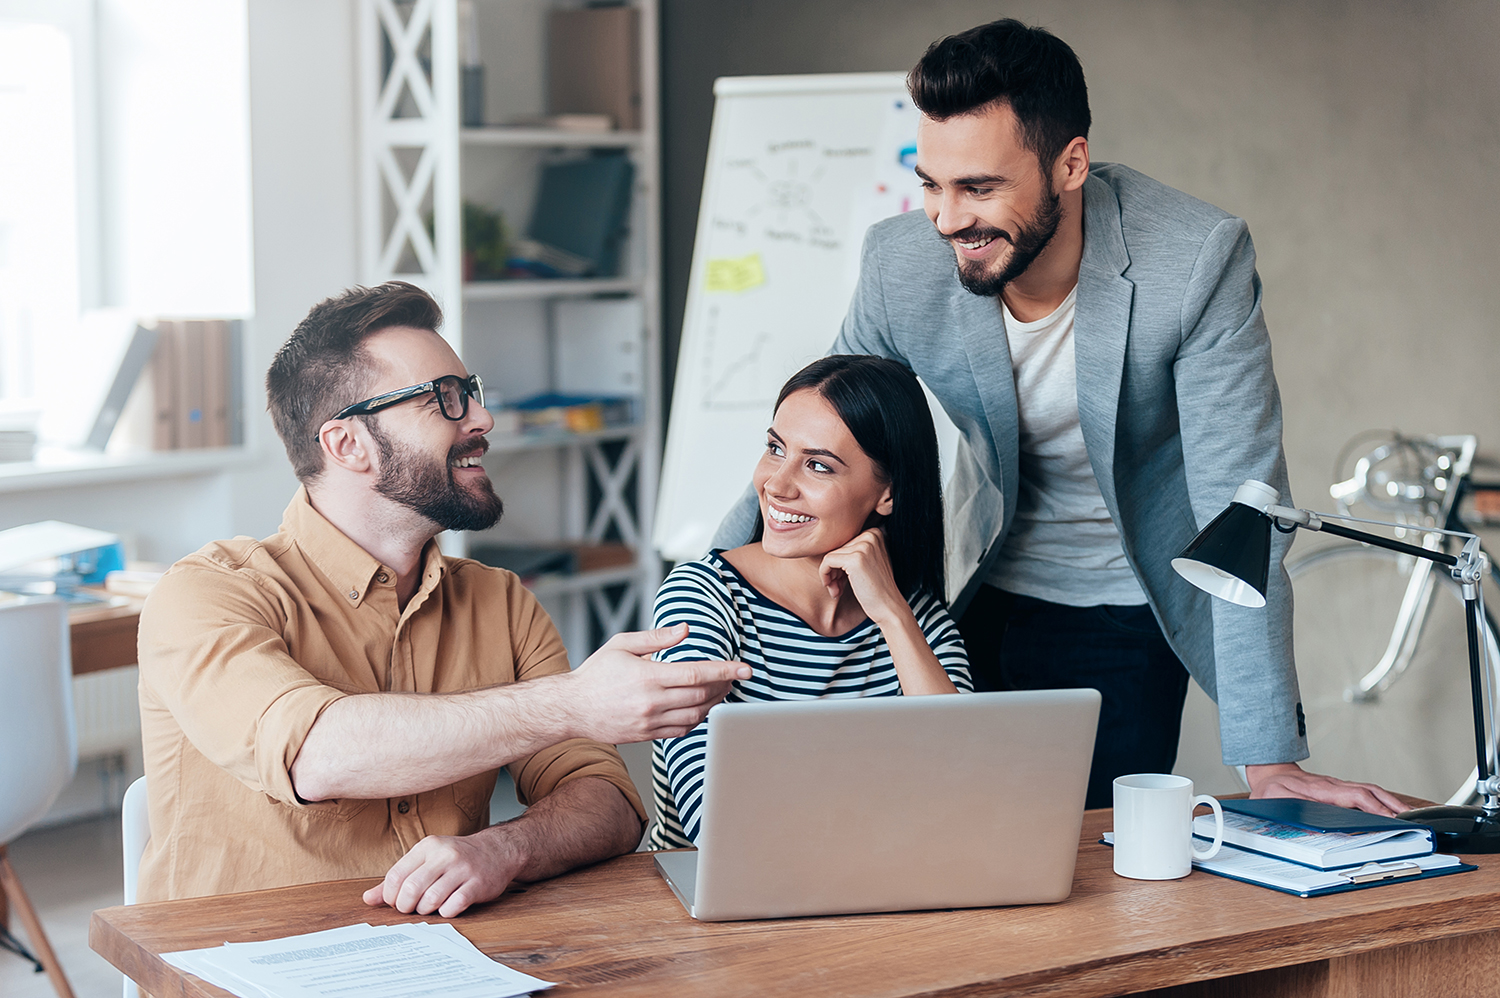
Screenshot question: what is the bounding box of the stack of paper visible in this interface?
[1192,842,1465,897]
[0,409,37,462]
[162,922,553,998]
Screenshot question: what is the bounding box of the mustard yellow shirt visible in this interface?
[137,488,642,902]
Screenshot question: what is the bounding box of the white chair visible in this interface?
[0,599,77,998]
[120,775,149,998]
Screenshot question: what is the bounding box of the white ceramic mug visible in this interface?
[1112,773,1224,880]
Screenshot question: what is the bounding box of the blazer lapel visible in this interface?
[1074,173,1135,511]
[953,284,1018,521]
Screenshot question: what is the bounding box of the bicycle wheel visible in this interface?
[1289,544,1500,804]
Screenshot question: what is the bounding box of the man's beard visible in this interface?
[949,180,1064,298]
[368,419,504,532]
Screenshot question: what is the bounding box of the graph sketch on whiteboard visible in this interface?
[699,305,779,411]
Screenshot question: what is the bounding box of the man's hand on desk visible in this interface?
[1245,763,1407,817]
[567,623,750,743]
[363,828,522,918]
[364,777,641,917]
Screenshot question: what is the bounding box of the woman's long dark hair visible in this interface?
[768,354,946,602]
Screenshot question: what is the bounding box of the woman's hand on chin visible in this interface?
[819,528,906,623]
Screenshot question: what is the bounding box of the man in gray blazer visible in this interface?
[716,18,1403,814]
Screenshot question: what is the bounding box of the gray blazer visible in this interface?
[713,163,1306,766]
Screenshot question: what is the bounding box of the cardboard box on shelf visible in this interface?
[547,6,641,132]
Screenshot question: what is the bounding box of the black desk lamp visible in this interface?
[1173,481,1500,853]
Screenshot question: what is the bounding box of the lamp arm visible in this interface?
[1263,504,1461,568]
[1268,506,1494,806]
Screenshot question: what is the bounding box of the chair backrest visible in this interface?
[0,599,76,846]
[122,774,150,998]
[122,775,150,906]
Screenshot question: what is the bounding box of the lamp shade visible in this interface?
[1172,500,1272,608]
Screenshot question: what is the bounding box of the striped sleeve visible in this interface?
[651,560,738,663]
[910,590,974,692]
[646,561,737,848]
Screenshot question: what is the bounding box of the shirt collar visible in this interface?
[280,486,445,607]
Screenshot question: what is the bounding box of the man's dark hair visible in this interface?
[766,355,947,603]
[908,18,1091,172]
[266,281,442,482]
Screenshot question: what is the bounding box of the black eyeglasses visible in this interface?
[328,374,485,424]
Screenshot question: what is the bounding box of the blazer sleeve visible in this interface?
[1173,217,1306,766]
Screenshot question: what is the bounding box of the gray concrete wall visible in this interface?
[660,1,1500,793]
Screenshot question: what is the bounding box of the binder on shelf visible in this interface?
[525,154,635,278]
[85,324,158,451]
[151,321,179,451]
[150,319,239,450]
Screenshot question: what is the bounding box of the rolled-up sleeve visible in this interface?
[137,557,347,807]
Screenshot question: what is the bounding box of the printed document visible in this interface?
[162,921,553,998]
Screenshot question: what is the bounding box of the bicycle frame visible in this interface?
[1328,436,1500,702]
[1321,434,1500,804]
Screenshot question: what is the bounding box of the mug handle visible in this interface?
[1190,795,1224,861]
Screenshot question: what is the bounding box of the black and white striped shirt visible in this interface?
[646,551,972,850]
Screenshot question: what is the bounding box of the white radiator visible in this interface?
[73,665,142,759]
[35,667,144,825]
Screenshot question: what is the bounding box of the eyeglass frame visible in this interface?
[317,374,485,440]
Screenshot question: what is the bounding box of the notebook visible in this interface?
[652,689,1101,921]
[1193,798,1436,870]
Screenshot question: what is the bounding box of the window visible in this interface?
[0,0,252,452]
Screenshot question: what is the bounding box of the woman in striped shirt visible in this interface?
[647,355,971,849]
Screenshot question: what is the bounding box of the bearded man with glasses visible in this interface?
[136,281,748,916]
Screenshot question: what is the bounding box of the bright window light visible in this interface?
[0,22,79,412]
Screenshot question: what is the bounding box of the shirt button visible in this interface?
[348,589,358,600]
[377,572,389,583]
[397,800,410,814]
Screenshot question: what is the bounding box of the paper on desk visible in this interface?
[1194,844,1463,894]
[1101,831,1463,895]
[162,921,554,998]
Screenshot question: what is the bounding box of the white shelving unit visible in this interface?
[357,0,661,661]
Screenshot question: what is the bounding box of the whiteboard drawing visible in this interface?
[657,75,949,563]
[699,306,779,410]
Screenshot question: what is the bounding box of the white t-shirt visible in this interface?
[985,286,1147,606]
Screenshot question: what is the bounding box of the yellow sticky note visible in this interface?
[704,253,766,293]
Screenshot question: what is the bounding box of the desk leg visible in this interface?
[1142,928,1500,997]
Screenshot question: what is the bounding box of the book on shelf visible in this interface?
[522,154,635,278]
[491,393,636,438]
[469,542,634,583]
[1191,798,1435,871]
[151,319,241,450]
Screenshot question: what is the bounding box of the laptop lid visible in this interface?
[676,688,1100,921]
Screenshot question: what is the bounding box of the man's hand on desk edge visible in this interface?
[363,825,525,918]
[364,777,641,917]
[1245,763,1407,817]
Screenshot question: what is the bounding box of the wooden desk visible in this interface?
[69,597,143,675]
[89,807,1500,998]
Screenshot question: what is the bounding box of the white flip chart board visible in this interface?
[655,73,957,563]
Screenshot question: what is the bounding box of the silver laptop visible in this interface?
[653,688,1101,921]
